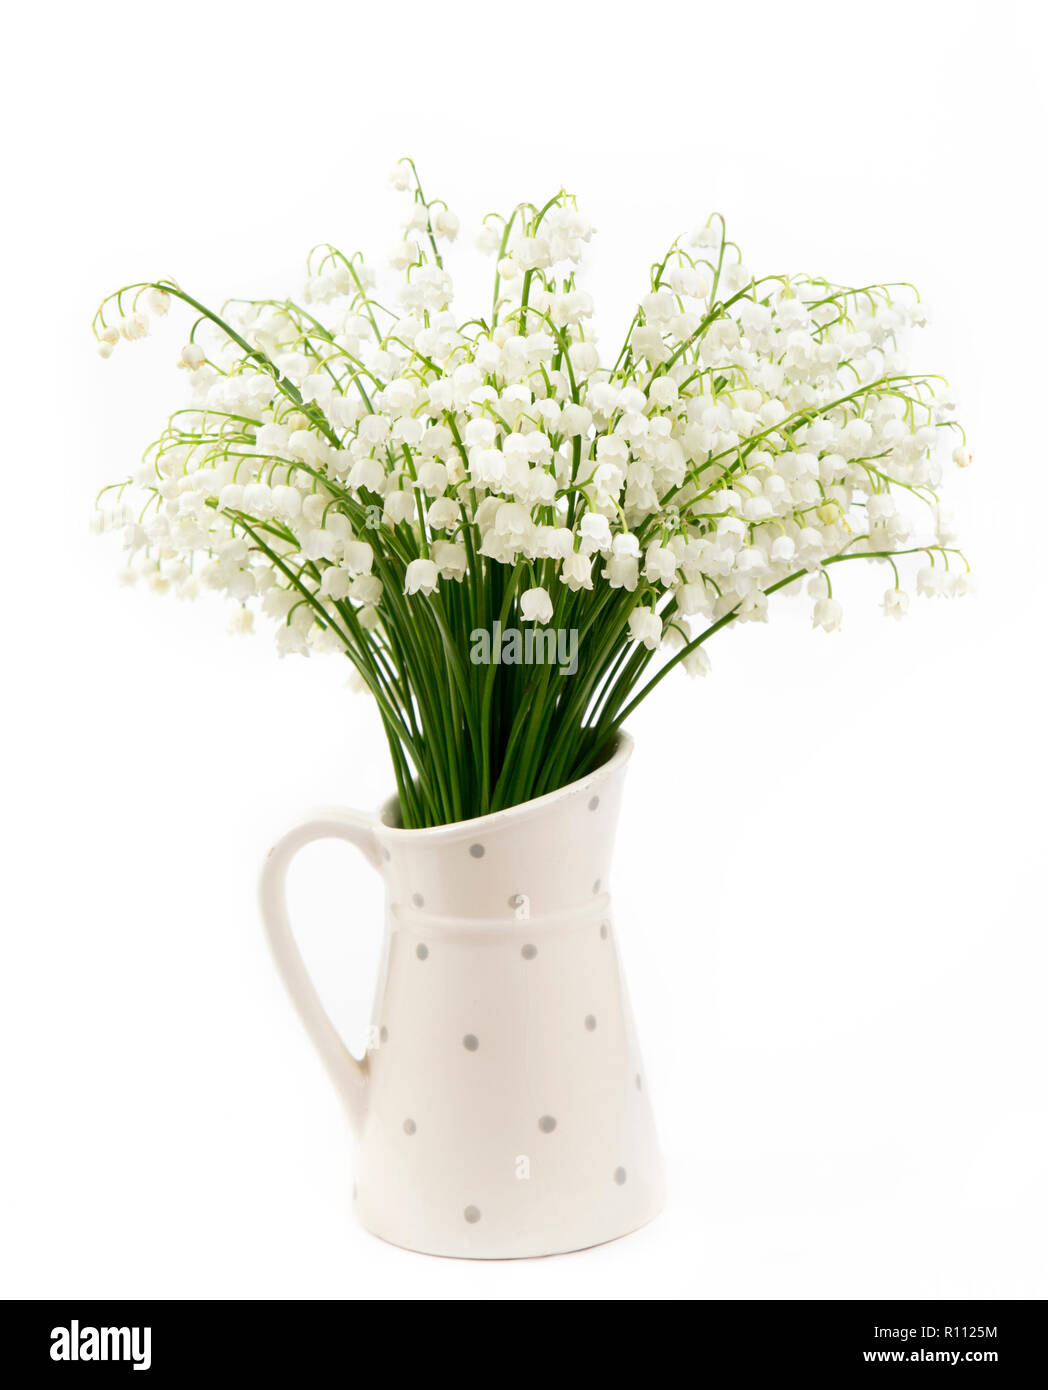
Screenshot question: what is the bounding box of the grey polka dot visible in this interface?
[614,1166,627,1185]
[403,1118,416,1135]
[352,1182,358,1200]
[584,1014,597,1032]
[416,942,429,960]
[635,1073,643,1091]
[469,843,485,859]
[379,1026,388,1044]
[538,1114,557,1133]
[464,1205,481,1223]
[588,795,600,811]
[600,922,609,940]
[593,878,601,894]
[412,892,425,908]
[521,943,537,960]
[382,846,391,861]
[463,1033,479,1051]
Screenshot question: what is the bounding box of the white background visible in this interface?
[2,0,1045,1300]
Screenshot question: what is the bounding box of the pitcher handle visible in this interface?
[259,809,381,1135]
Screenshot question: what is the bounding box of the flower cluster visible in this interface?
[93,159,971,825]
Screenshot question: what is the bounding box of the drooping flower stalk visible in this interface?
[93,158,971,827]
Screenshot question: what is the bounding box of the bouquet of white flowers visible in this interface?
[94,159,970,826]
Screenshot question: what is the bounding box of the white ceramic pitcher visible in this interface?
[259,731,664,1258]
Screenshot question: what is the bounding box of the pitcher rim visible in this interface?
[376,729,634,841]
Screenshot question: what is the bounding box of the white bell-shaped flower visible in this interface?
[520,587,554,624]
[404,558,439,596]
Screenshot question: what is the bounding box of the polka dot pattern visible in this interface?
[355,738,663,1254]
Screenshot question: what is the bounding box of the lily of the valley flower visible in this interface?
[404,558,439,596]
[882,588,910,620]
[92,165,973,827]
[812,597,843,633]
[520,587,554,624]
[628,609,662,650]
